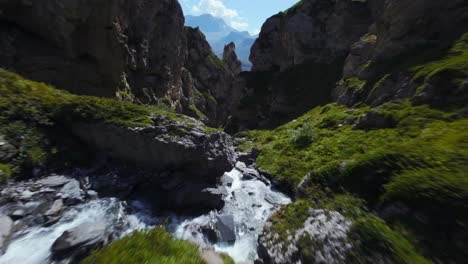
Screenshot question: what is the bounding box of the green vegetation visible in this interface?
[0,69,203,180]
[268,194,430,263]
[209,52,225,69]
[282,1,303,15]
[411,33,468,80]
[241,99,467,262]
[0,163,12,182]
[82,227,206,264]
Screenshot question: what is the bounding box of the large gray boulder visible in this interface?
[71,116,236,180]
[51,222,108,260]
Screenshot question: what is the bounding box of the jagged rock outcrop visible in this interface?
[182,27,238,125]
[250,0,372,72]
[0,0,238,126]
[335,0,468,108]
[223,42,242,75]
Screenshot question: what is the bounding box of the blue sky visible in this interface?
[180,0,300,35]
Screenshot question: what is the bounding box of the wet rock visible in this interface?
[59,180,83,205]
[51,222,108,261]
[216,214,236,243]
[0,215,13,254]
[86,190,98,200]
[220,174,234,187]
[241,168,260,181]
[10,209,26,220]
[45,199,64,217]
[38,176,71,188]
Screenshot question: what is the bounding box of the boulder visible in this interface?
[51,222,108,260]
[216,214,236,243]
[38,176,71,188]
[58,179,83,205]
[0,215,13,254]
[71,116,236,180]
[45,199,64,217]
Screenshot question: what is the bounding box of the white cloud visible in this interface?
[230,21,248,31]
[191,0,238,19]
[191,0,250,32]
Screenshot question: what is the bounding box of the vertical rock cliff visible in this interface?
[0,0,238,126]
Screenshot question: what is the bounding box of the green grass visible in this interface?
[0,163,12,183]
[411,33,468,80]
[242,100,467,262]
[0,69,192,128]
[209,53,225,70]
[82,227,206,264]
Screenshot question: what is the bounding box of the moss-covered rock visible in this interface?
[0,69,235,181]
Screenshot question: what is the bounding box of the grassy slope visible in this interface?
[82,227,235,264]
[82,227,205,264]
[0,69,200,181]
[241,33,468,263]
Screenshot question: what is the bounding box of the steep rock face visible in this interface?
[228,0,373,130]
[0,0,185,101]
[335,0,468,108]
[0,0,237,125]
[182,27,237,125]
[250,0,372,72]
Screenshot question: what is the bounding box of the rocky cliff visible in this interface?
[335,0,468,109]
[0,0,238,126]
[250,0,372,72]
[238,0,468,263]
[230,0,468,131]
[228,0,374,130]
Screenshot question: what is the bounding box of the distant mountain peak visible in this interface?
[185,14,256,70]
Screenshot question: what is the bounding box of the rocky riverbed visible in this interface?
[0,161,290,263]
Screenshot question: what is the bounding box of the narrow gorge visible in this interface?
[0,0,467,263]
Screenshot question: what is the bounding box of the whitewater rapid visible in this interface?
[0,163,290,263]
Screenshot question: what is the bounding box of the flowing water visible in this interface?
[0,164,291,263]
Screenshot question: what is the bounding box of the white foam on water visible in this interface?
[0,198,149,264]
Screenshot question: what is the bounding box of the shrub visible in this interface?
[289,123,315,147]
